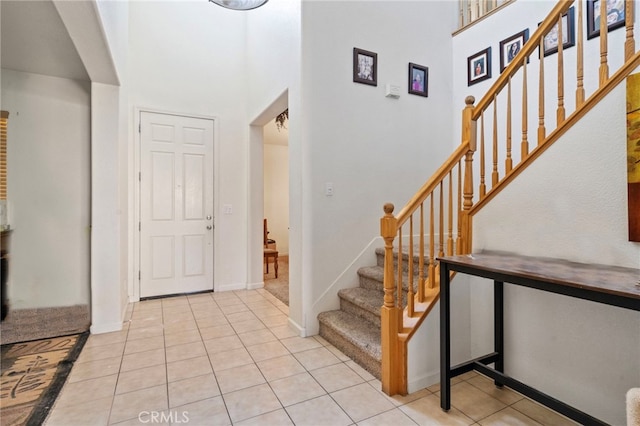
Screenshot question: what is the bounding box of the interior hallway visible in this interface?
[43,289,576,425]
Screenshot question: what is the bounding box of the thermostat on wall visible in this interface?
[385,84,401,99]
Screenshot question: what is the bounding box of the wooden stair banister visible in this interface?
[380,0,638,396]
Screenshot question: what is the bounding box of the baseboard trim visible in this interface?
[288,317,306,337]
[247,281,265,290]
[90,321,123,335]
[407,369,440,394]
[215,282,247,292]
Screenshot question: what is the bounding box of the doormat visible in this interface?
[0,332,89,426]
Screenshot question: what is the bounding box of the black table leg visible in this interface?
[494,280,504,387]
[440,262,451,411]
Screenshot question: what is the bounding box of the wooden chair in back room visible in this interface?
[263,218,278,278]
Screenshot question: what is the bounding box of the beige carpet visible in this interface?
[264,259,289,305]
[0,305,90,346]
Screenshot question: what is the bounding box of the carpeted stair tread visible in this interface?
[318,310,381,378]
[338,287,384,327]
[357,265,420,292]
[338,287,383,318]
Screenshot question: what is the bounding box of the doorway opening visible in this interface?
[262,111,289,305]
[248,90,289,304]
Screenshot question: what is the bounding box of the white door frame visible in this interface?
[131,107,219,302]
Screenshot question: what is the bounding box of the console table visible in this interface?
[438,252,640,425]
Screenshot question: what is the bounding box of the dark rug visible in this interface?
[0,333,88,426]
[264,259,289,306]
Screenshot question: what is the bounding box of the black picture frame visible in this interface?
[408,63,428,97]
[353,47,377,86]
[540,6,576,57]
[587,0,625,40]
[499,29,529,72]
[467,47,492,86]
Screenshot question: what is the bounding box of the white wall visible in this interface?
[450,2,640,424]
[1,70,91,309]
[127,1,249,293]
[245,0,301,325]
[96,0,130,314]
[300,0,458,334]
[264,131,290,256]
[90,82,123,333]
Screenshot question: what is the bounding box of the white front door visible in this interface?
[140,112,214,298]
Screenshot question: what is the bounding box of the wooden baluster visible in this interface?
[459,1,465,28]
[521,58,529,160]
[576,0,585,107]
[480,113,486,198]
[456,160,463,255]
[439,182,445,258]
[599,0,609,86]
[397,229,403,308]
[538,36,546,145]
[381,204,397,310]
[626,0,636,61]
[428,193,435,288]
[418,203,424,302]
[557,12,566,125]
[492,95,499,186]
[447,170,454,256]
[506,77,513,174]
[408,217,414,317]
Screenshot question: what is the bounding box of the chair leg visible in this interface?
[274,256,278,278]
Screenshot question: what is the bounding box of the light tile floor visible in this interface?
[44,289,576,425]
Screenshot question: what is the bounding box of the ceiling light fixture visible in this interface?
[208,0,268,11]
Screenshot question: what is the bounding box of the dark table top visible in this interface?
[437,251,640,301]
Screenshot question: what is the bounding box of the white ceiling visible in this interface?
[1,0,90,81]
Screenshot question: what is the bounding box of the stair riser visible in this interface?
[339,298,381,328]
[358,273,385,292]
[318,322,381,379]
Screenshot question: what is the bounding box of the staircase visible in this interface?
[318,247,422,379]
[320,0,640,398]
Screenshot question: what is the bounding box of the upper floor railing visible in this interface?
[458,0,513,29]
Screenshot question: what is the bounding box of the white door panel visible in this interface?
[140,112,214,298]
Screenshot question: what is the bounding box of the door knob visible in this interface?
[206,225,213,230]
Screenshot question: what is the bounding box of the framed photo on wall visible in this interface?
[408,63,428,97]
[353,47,377,86]
[467,47,492,86]
[587,0,625,40]
[499,29,529,72]
[540,6,576,57]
